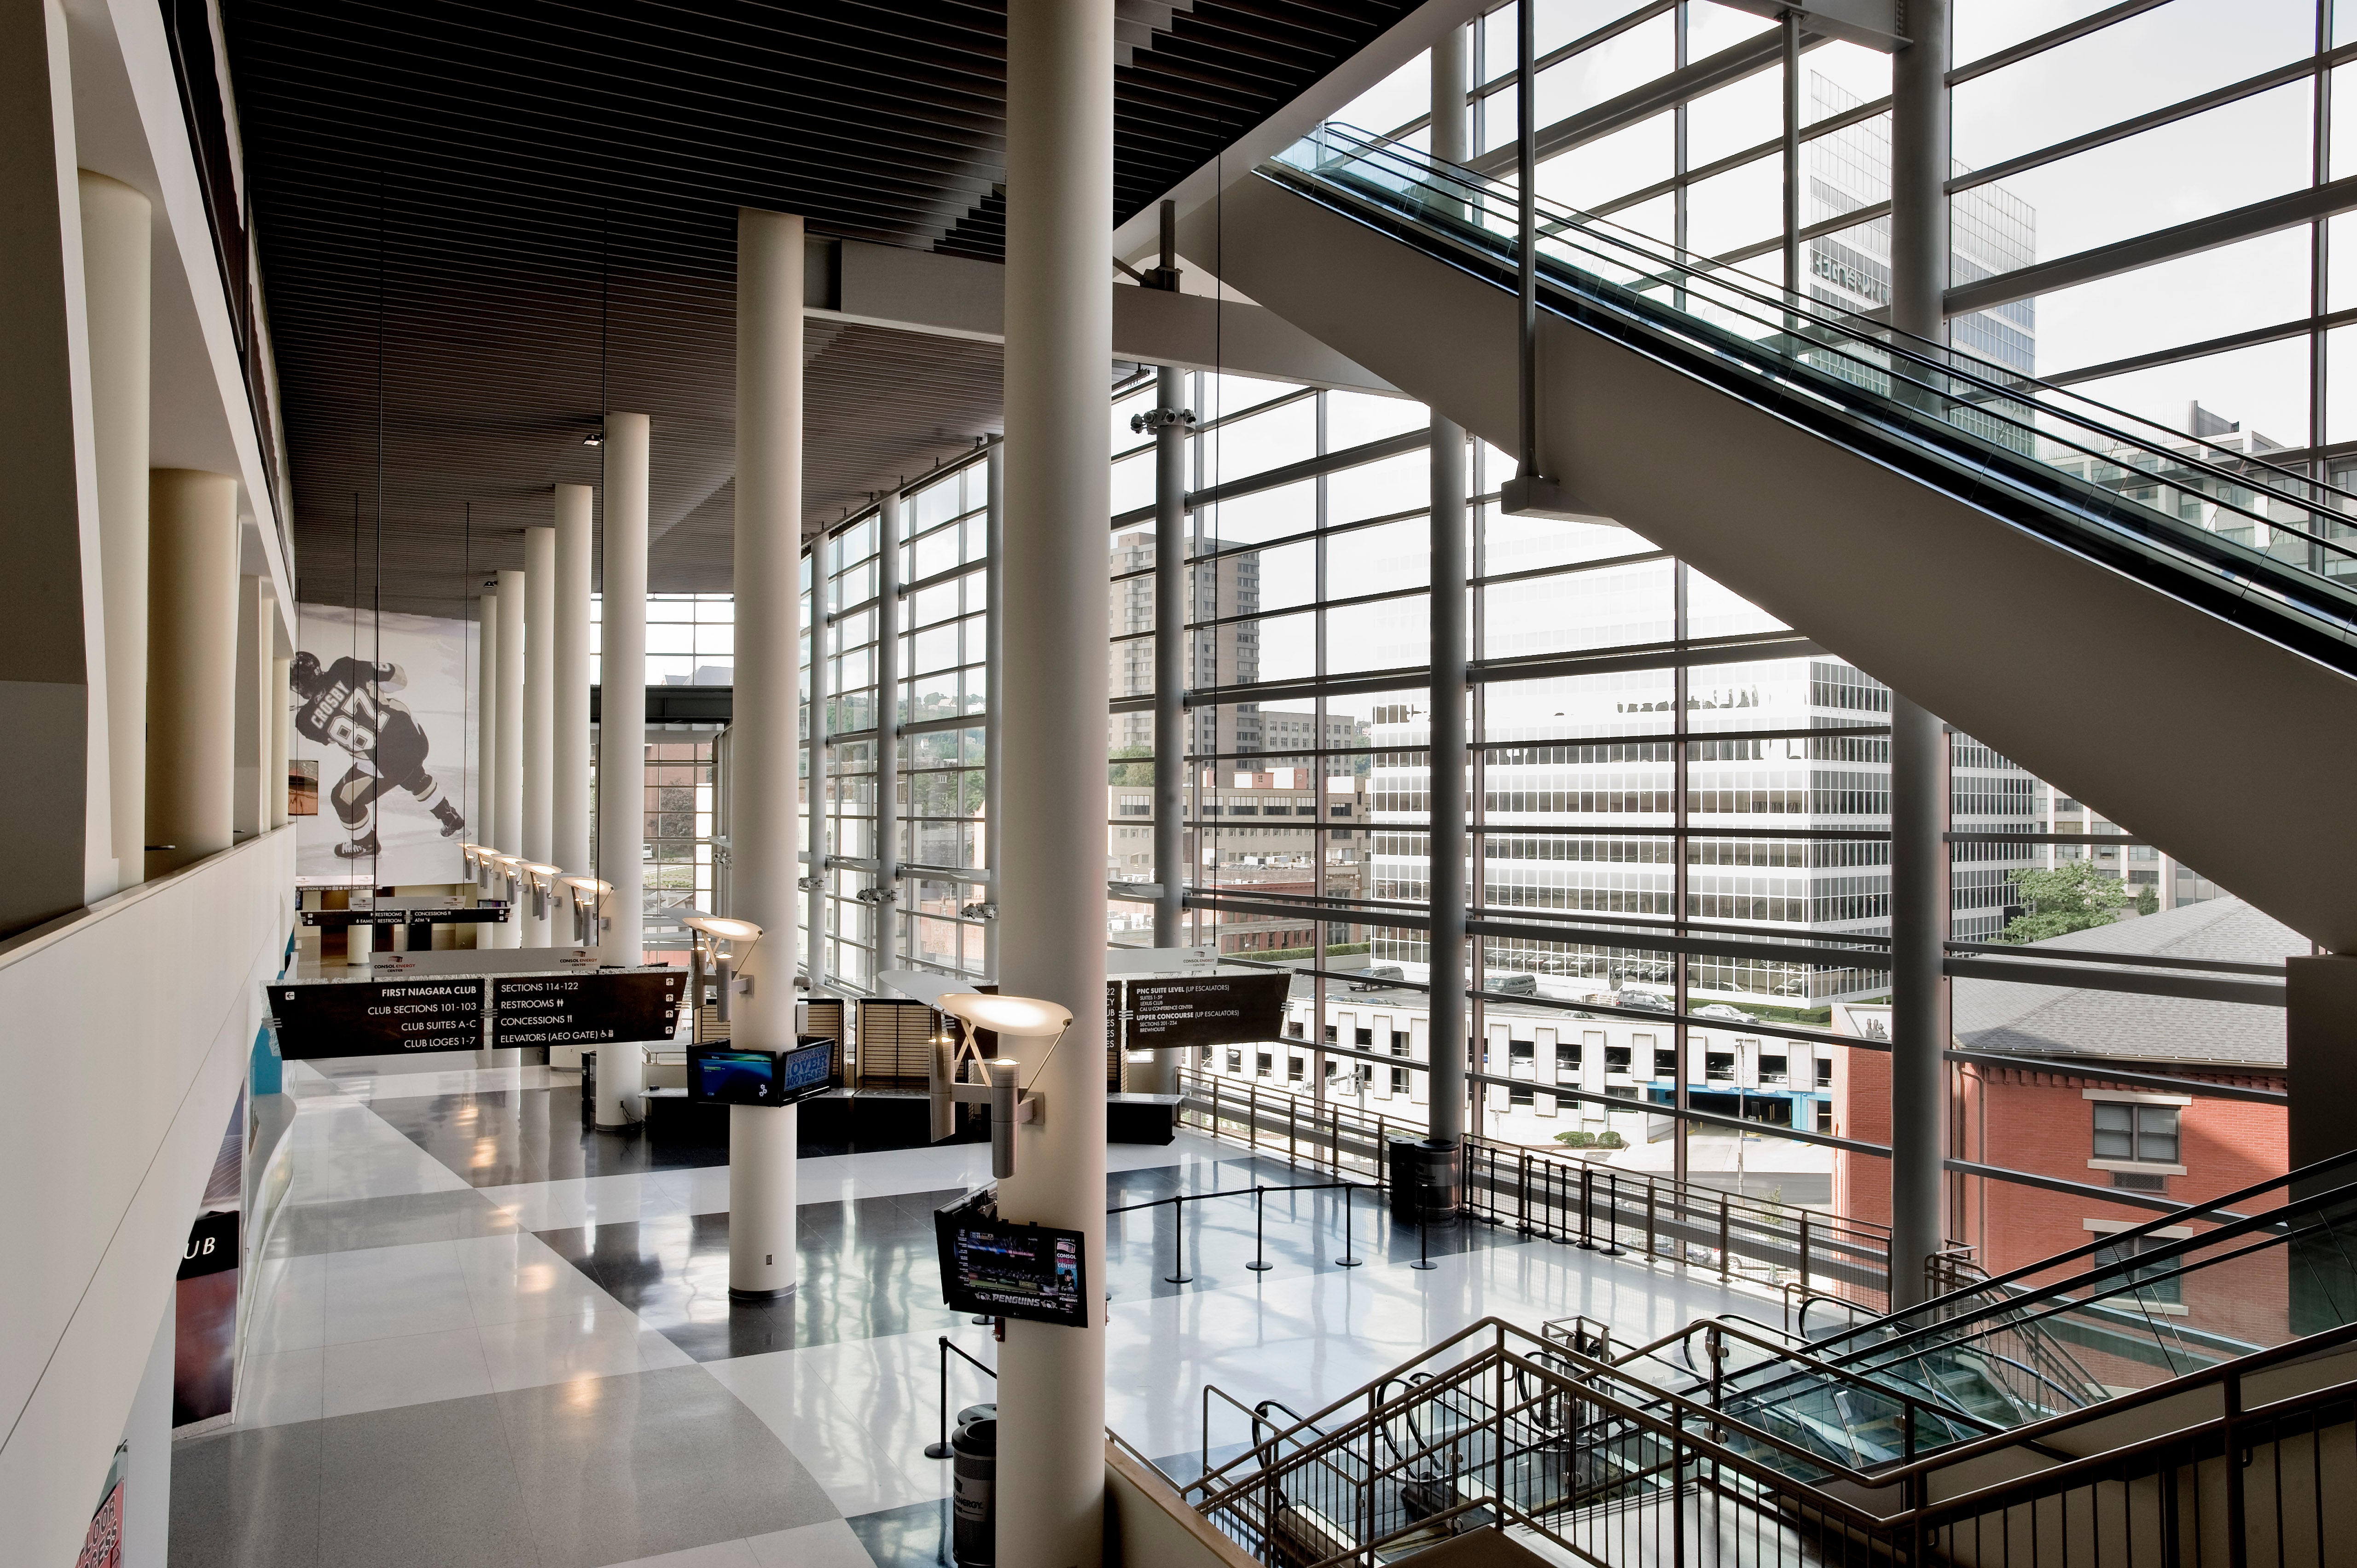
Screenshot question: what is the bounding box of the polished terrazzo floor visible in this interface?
[173,1053,1769,1568]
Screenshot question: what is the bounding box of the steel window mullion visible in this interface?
[1948,43,2357,198]
[1947,0,2175,87]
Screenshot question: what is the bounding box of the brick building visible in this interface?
[1833,899,2294,1331]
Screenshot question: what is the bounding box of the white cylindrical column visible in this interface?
[147,471,241,879]
[81,172,151,888]
[476,590,498,852]
[596,412,651,1128]
[233,575,270,839]
[728,1101,797,1294]
[494,568,526,945]
[874,490,901,971]
[553,483,593,883]
[727,207,805,1299]
[522,524,556,943]
[997,6,1115,1563]
[271,654,290,829]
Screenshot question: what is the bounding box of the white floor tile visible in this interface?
[450,1231,616,1326]
[234,1345,325,1429]
[476,1313,689,1393]
[320,1239,476,1343]
[321,1326,495,1419]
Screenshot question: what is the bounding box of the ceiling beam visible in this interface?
[808,237,1399,395]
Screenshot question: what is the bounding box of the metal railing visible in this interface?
[1176,1068,1891,1306]
[1188,1313,2357,1568]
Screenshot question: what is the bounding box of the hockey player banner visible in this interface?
[292,604,477,883]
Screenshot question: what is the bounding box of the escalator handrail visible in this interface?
[1266,150,2357,670]
[1292,122,2357,526]
[1278,145,2357,607]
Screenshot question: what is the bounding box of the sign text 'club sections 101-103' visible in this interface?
[267,969,685,1060]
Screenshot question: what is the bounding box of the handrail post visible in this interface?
[1646,1179,1658,1260]
[1580,1163,1595,1250]
[1518,1150,1532,1236]
[2225,1368,2248,1568]
[1800,1210,1811,1294]
[1602,1169,1623,1256]
[1337,1181,1362,1267]
[1248,1185,1273,1272]
[1718,1194,1731,1279]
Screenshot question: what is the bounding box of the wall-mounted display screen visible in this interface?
[934,1189,1087,1329]
[687,1038,838,1107]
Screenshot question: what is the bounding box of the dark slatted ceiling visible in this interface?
[227,0,1412,616]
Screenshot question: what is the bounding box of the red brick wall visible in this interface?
[1956,1066,2289,1358]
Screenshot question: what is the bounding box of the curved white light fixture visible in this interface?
[562,876,613,896]
[683,914,764,943]
[936,992,1072,1039]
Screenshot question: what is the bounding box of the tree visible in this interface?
[2134,881,2159,917]
[2001,861,2131,943]
[1107,745,1155,787]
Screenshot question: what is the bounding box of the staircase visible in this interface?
[1184,1152,2357,1564]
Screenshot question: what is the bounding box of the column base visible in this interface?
[727,1284,796,1303]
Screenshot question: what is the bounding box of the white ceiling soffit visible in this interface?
[807,238,1399,396]
[1111,0,1492,266]
[1714,0,1905,52]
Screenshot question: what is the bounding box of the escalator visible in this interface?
[1597,1147,2357,1480]
[1178,125,2357,949]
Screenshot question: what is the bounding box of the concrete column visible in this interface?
[233,575,270,838]
[997,5,1115,1562]
[1426,20,1471,1153]
[1888,0,1951,355]
[476,590,498,855]
[553,484,593,882]
[808,542,829,983]
[596,412,650,1128]
[1886,0,1951,1312]
[271,654,290,829]
[146,471,240,878]
[1151,364,1186,958]
[80,172,150,884]
[982,440,1004,983]
[522,524,556,942]
[727,205,805,1298]
[494,568,525,943]
[875,489,901,972]
[0,0,119,934]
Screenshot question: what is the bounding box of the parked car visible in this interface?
[1691,1003,1756,1024]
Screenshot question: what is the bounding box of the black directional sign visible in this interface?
[267,978,486,1060]
[489,969,686,1050]
[1125,972,1292,1050]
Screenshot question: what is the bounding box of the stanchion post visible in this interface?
[923,1337,953,1458]
[1164,1193,1192,1285]
[1248,1185,1273,1272]
[1336,1182,1362,1267]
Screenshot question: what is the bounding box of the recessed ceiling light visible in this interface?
[582,432,604,446]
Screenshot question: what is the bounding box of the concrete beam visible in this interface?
[806,237,1399,395]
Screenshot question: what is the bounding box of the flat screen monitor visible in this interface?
[934,1189,1088,1329]
[688,1037,838,1108]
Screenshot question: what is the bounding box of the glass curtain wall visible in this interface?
[805,461,993,989]
[788,0,2307,1245]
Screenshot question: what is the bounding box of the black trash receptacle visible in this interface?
[951,1416,997,1566]
[1387,1137,1463,1223]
